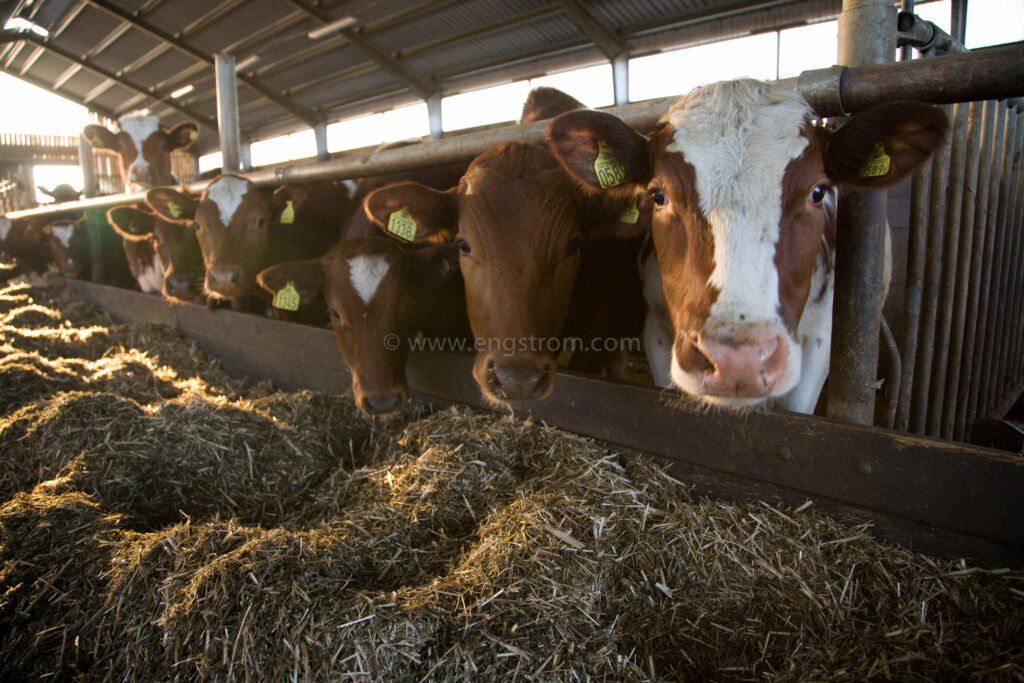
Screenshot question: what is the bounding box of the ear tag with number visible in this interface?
[188,129,198,141]
[91,135,104,148]
[594,140,627,189]
[619,196,640,224]
[387,207,417,242]
[273,281,301,311]
[859,142,891,178]
[166,201,182,218]
[280,200,295,224]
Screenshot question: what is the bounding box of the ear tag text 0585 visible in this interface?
[273,281,301,311]
[280,200,295,224]
[387,207,417,242]
[859,142,891,178]
[594,140,627,189]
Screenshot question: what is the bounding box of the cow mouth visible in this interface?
[483,359,555,403]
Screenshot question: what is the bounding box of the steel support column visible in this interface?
[828,0,896,425]
[215,54,243,174]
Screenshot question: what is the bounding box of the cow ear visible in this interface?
[364,181,458,244]
[825,101,949,188]
[409,243,461,289]
[146,187,196,223]
[547,110,650,194]
[581,192,651,240]
[83,124,118,150]
[270,185,310,225]
[37,185,54,199]
[107,206,156,241]
[256,260,324,306]
[168,122,199,150]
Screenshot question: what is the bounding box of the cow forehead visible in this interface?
[346,254,391,306]
[118,112,161,152]
[205,176,253,226]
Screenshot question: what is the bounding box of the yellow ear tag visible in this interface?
[280,200,295,224]
[91,135,104,148]
[188,129,198,141]
[166,201,182,219]
[859,142,891,178]
[273,281,301,311]
[594,140,628,189]
[386,207,417,242]
[619,196,640,224]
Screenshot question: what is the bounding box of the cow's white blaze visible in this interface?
[206,176,251,227]
[136,252,165,294]
[347,254,390,305]
[663,80,813,402]
[119,113,161,188]
[50,223,75,247]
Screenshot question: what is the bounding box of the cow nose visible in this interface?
[165,272,193,297]
[207,265,242,292]
[361,393,404,415]
[678,327,789,398]
[488,360,555,401]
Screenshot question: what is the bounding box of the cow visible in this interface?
[144,175,351,307]
[37,184,83,204]
[546,78,948,413]
[257,236,469,415]
[106,205,205,302]
[1,216,57,282]
[83,111,199,192]
[363,140,647,406]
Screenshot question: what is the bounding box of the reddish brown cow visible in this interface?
[364,141,646,406]
[107,205,205,301]
[84,112,198,192]
[145,175,350,305]
[547,78,948,413]
[258,237,469,415]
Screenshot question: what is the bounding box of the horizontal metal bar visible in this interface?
[70,279,1024,566]
[9,43,1024,222]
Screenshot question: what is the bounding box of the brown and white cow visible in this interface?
[257,236,469,415]
[106,205,205,302]
[364,141,646,406]
[144,175,350,305]
[547,78,948,413]
[84,112,198,192]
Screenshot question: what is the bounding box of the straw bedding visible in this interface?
[0,279,1021,681]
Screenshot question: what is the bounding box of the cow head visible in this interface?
[107,205,204,301]
[84,112,198,191]
[257,237,464,415]
[365,142,643,406]
[548,78,948,409]
[37,184,83,204]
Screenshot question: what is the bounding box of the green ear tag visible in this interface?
[91,135,104,148]
[619,196,640,224]
[859,142,891,178]
[166,201,182,219]
[188,129,198,141]
[280,200,296,224]
[128,221,139,234]
[273,281,301,311]
[594,140,627,189]
[386,207,417,242]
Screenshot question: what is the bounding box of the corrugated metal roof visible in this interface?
[0,0,847,153]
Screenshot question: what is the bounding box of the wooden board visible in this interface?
[71,280,1024,567]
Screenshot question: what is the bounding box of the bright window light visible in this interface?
[33,165,84,204]
[198,151,223,175]
[441,81,531,132]
[250,129,317,167]
[4,17,48,37]
[170,84,194,99]
[778,21,838,78]
[629,33,778,102]
[382,103,429,143]
[529,63,614,108]
[326,114,384,153]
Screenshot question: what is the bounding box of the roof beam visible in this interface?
[1,64,119,122]
[556,0,626,59]
[283,0,439,100]
[85,0,324,127]
[0,32,218,129]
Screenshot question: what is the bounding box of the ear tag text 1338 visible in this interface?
[387,207,417,242]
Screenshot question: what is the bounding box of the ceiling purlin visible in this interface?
[281,0,439,100]
[85,0,324,126]
[557,0,626,59]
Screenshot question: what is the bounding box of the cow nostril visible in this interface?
[362,393,403,415]
[681,337,715,374]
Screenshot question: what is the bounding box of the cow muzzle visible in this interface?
[205,265,248,300]
[673,325,791,402]
[480,353,556,403]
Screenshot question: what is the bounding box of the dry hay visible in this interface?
[0,280,1022,681]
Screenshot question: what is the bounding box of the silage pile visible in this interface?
[0,280,1021,681]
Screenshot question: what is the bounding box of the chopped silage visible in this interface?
[0,280,1021,681]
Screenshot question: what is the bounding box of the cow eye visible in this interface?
[455,238,471,255]
[651,188,667,206]
[566,236,583,256]
[810,185,829,205]
[328,307,340,320]
[256,217,265,228]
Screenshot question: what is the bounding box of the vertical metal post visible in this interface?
[994,113,1024,401]
[827,0,895,426]
[427,93,443,140]
[1009,108,1024,390]
[215,53,243,174]
[313,122,328,162]
[240,141,252,173]
[899,0,915,61]
[612,53,629,106]
[77,132,98,198]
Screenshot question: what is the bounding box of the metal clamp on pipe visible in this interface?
[897,11,967,55]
